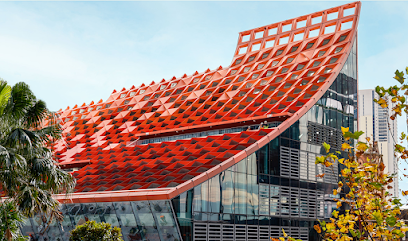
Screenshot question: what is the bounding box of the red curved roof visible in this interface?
[52,2,360,203]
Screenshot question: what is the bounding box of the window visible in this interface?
[244,67,251,73]
[79,109,85,113]
[252,74,259,80]
[307,71,315,77]
[120,93,126,98]
[171,82,177,88]
[334,47,343,53]
[260,80,268,86]
[306,42,314,49]
[71,111,77,115]
[262,53,269,59]
[160,85,166,90]
[338,35,347,42]
[318,51,326,57]
[266,70,274,77]
[205,75,212,80]
[287,58,294,64]
[105,104,111,108]
[257,64,265,70]
[329,58,338,64]
[87,107,94,112]
[291,46,298,52]
[193,77,200,83]
[321,39,330,46]
[272,61,279,67]
[247,56,256,62]
[81,115,87,119]
[139,89,145,94]
[130,92,136,96]
[235,59,242,65]
[312,61,321,67]
[96,106,102,110]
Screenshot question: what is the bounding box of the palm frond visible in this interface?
[24,99,47,129]
[4,82,34,122]
[0,79,11,115]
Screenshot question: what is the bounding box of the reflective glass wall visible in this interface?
[22,200,181,241]
[171,41,357,241]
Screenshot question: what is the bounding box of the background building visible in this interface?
[358,89,399,197]
[22,2,360,241]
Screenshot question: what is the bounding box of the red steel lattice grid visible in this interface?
[48,2,360,203]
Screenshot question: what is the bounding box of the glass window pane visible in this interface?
[221,170,234,214]
[208,175,221,213]
[235,172,247,214]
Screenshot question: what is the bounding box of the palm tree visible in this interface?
[0,79,76,240]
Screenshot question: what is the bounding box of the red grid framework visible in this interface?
[49,2,360,203]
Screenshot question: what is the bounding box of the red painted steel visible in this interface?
[50,2,360,203]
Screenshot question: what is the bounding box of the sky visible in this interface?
[1,1,408,195]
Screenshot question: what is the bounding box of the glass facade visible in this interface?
[21,40,357,241]
[171,40,357,241]
[22,200,182,241]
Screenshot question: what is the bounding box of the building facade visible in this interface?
[358,89,398,197]
[22,2,360,241]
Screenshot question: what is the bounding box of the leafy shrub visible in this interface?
[70,220,123,241]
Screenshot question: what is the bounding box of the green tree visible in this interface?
[70,221,124,241]
[0,79,76,240]
[275,69,408,241]
[0,200,26,241]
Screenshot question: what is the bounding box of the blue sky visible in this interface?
[1,1,408,194]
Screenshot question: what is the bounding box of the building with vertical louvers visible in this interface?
[22,2,360,241]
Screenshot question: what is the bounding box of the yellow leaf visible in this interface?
[313,225,321,234]
[341,126,349,135]
[340,226,348,233]
[342,143,351,151]
[337,201,342,208]
[332,210,339,218]
[279,237,285,241]
[356,142,368,151]
[326,222,335,231]
[333,189,338,195]
[282,229,287,237]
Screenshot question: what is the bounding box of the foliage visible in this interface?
[275,128,407,241]
[375,67,408,167]
[69,220,124,241]
[0,79,76,239]
[0,200,26,241]
[274,69,408,241]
